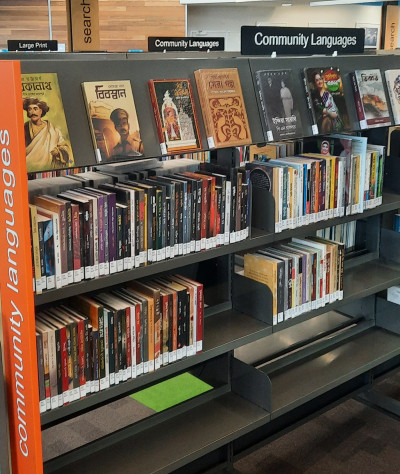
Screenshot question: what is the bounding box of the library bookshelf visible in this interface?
[1,51,400,473]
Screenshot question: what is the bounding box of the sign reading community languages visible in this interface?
[7,40,58,52]
[241,26,365,55]
[148,37,225,52]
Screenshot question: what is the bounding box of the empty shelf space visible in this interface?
[265,327,400,419]
[45,392,269,474]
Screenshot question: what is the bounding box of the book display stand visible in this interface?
[2,51,400,473]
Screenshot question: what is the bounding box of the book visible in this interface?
[148,78,202,154]
[351,69,392,128]
[194,68,252,149]
[21,72,75,173]
[303,67,351,135]
[81,80,143,162]
[385,69,400,125]
[254,69,303,141]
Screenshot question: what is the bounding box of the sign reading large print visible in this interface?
[241,26,365,55]
[66,0,100,51]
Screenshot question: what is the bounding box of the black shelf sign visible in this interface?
[148,37,224,52]
[7,40,58,52]
[241,26,365,55]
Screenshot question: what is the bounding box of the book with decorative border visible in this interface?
[303,67,351,135]
[254,69,303,141]
[21,72,75,173]
[194,68,252,149]
[351,69,392,129]
[81,80,143,162]
[148,78,202,155]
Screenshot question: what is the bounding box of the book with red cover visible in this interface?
[148,78,202,155]
[194,68,252,149]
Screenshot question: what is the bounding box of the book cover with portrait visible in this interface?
[194,68,252,149]
[303,67,351,135]
[254,69,303,141]
[81,80,143,162]
[21,72,75,173]
[148,78,202,155]
[351,69,391,129]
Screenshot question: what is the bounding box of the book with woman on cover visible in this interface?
[21,73,75,173]
[254,69,303,141]
[303,67,351,135]
[351,69,391,129]
[81,80,143,162]
[148,79,202,155]
[194,68,252,149]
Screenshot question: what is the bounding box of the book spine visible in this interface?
[36,333,46,413]
[97,195,105,276]
[349,71,367,129]
[71,203,81,283]
[64,201,74,285]
[301,70,319,135]
[108,193,117,274]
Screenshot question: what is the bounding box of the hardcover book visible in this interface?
[254,69,303,141]
[303,67,351,135]
[81,80,143,162]
[385,69,400,125]
[351,69,391,128]
[21,73,75,173]
[148,79,202,154]
[194,68,252,149]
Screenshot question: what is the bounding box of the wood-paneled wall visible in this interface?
[0,0,185,52]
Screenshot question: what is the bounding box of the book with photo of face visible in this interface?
[148,78,202,155]
[21,73,75,173]
[81,80,143,163]
[303,67,351,135]
[254,69,303,141]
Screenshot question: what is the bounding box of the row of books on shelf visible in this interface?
[21,63,399,174]
[35,275,204,413]
[242,236,344,325]
[29,164,250,294]
[316,221,357,253]
[247,135,385,233]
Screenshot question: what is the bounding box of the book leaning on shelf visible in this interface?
[81,80,143,162]
[194,67,252,149]
[21,72,75,173]
[148,78,202,155]
[385,69,400,125]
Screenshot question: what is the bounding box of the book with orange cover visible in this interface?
[148,78,202,155]
[194,68,252,149]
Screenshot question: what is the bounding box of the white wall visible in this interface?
[187,4,382,51]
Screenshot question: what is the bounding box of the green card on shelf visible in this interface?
[130,373,213,412]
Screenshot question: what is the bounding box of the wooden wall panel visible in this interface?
[0,0,185,52]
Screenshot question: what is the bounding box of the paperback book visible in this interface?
[254,69,303,141]
[194,68,252,149]
[385,69,400,125]
[303,67,351,135]
[81,80,143,162]
[21,72,75,173]
[148,78,202,155]
[350,69,391,129]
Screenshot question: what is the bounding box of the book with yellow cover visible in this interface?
[194,68,252,149]
[21,72,75,172]
[81,80,143,162]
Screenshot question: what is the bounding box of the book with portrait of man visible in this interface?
[81,80,143,162]
[21,73,75,173]
[148,78,202,155]
[254,69,303,142]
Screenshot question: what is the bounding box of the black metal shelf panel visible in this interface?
[265,327,400,419]
[43,391,269,474]
[40,309,270,427]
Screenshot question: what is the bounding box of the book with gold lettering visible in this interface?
[21,72,75,173]
[194,68,252,149]
[81,80,143,162]
[148,78,202,155]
